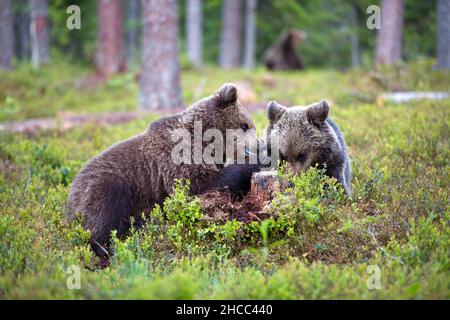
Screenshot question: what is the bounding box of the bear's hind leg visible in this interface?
[83,176,136,256]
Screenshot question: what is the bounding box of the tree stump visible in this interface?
[250,171,279,207]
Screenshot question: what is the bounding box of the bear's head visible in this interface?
[191,83,257,164]
[266,99,339,173]
[209,83,254,133]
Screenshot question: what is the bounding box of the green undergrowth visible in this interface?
[0,62,449,299]
[1,58,449,121]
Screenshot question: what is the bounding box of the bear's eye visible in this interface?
[240,123,250,132]
[297,153,307,162]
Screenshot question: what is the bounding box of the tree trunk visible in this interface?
[0,0,14,70]
[139,0,183,110]
[30,0,50,69]
[250,171,279,207]
[15,5,31,61]
[96,0,126,77]
[219,0,243,68]
[437,0,450,69]
[243,0,257,69]
[186,0,203,68]
[350,5,361,68]
[375,0,404,65]
[126,0,139,66]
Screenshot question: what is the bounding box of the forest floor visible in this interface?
[0,59,449,299]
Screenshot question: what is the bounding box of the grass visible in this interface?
[1,57,449,121]
[0,59,449,299]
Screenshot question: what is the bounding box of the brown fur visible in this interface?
[266,100,352,195]
[263,29,306,70]
[66,84,255,255]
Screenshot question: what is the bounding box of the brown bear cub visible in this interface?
[266,100,352,195]
[66,84,256,256]
[210,100,352,196]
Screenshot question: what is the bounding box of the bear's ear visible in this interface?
[306,99,329,125]
[267,101,286,125]
[217,83,238,107]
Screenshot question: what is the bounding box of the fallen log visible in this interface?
[0,111,156,136]
[379,91,450,103]
[0,102,268,136]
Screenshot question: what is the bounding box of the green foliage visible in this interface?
[48,0,97,62]
[163,180,204,252]
[273,165,345,227]
[1,59,449,122]
[134,179,295,257]
[0,63,448,299]
[384,212,450,267]
[0,96,22,121]
[32,0,437,68]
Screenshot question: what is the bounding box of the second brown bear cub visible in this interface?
[212,100,352,196]
[266,100,352,195]
[66,84,255,255]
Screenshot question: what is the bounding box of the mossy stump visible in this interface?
[250,171,280,207]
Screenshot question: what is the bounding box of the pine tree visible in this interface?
[219,0,243,68]
[0,0,14,70]
[375,0,404,65]
[186,0,203,68]
[30,0,50,69]
[243,0,257,69]
[139,0,183,110]
[437,0,450,69]
[96,0,126,77]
